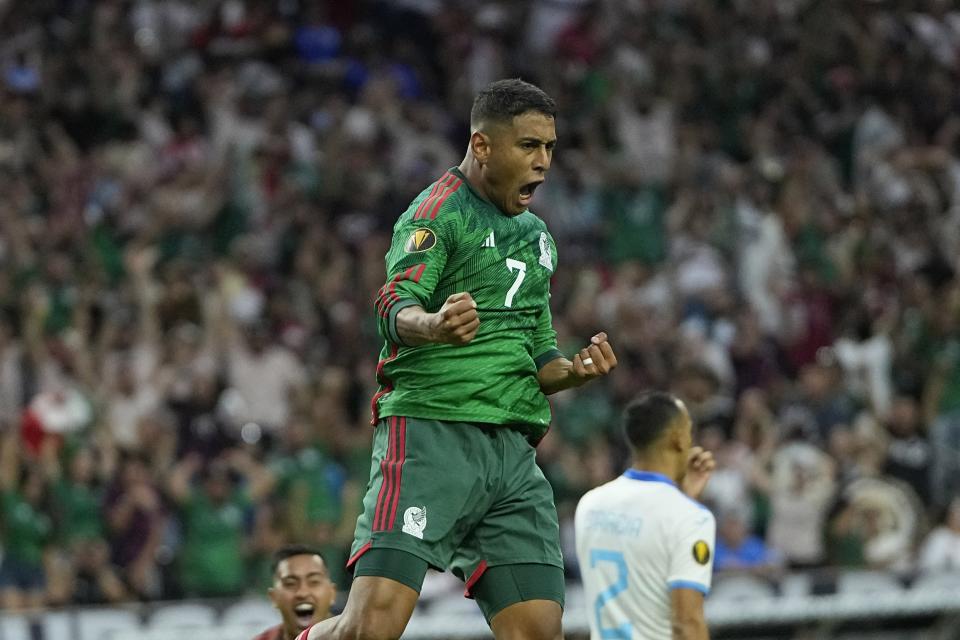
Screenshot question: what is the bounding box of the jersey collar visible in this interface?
[449,166,525,216]
[623,469,676,486]
[449,166,487,203]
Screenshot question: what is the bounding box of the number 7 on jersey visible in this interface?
[504,258,526,307]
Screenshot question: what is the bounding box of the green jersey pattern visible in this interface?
[373,167,562,438]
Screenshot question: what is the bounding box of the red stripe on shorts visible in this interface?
[346,541,373,570]
[387,417,407,528]
[464,560,488,598]
[381,416,401,531]
[372,416,397,531]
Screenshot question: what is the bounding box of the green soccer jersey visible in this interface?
[179,489,250,596]
[373,167,563,439]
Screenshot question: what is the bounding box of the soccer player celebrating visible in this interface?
[298,79,617,640]
[575,392,716,640]
[255,545,335,640]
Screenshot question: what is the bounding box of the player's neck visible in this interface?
[458,153,493,203]
[629,455,680,484]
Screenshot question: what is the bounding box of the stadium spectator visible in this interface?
[268,414,357,586]
[42,440,127,605]
[883,394,934,505]
[104,452,166,599]
[167,449,274,598]
[763,440,837,568]
[713,507,784,575]
[918,497,960,574]
[0,429,52,610]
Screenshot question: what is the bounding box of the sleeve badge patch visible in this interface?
[404,228,437,253]
[692,540,711,565]
[538,232,553,271]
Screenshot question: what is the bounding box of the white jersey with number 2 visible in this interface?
[575,470,716,640]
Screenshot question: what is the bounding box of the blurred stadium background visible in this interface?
[1,0,960,638]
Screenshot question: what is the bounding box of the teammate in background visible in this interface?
[575,392,716,640]
[300,78,618,640]
[254,545,336,640]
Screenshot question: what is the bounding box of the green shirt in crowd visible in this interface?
[179,489,250,597]
[51,479,104,544]
[0,490,52,566]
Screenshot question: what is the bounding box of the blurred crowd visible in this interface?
[2,0,960,611]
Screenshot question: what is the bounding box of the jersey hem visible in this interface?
[481,557,565,570]
[376,407,550,434]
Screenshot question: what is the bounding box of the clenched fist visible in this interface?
[431,292,480,345]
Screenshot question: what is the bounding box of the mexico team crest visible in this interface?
[538,232,553,271]
[402,506,427,539]
[405,228,437,253]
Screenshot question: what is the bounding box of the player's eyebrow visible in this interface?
[518,137,557,148]
[282,571,328,580]
[301,571,328,580]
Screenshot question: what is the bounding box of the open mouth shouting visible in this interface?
[294,602,316,627]
[518,180,544,208]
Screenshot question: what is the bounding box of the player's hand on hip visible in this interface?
[433,292,480,345]
[571,332,618,381]
[681,446,715,500]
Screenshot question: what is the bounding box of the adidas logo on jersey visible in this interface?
[482,231,496,248]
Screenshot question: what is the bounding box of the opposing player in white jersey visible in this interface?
[575,391,716,640]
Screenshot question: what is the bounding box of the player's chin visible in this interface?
[295,617,319,632]
[503,194,529,216]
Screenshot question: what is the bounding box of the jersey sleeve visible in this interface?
[375,204,461,345]
[666,505,716,594]
[532,300,562,369]
[532,232,561,368]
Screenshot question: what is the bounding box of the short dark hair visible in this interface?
[623,391,685,452]
[470,78,557,127]
[271,544,327,576]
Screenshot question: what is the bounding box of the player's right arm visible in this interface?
[670,589,709,640]
[376,204,478,346]
[395,293,479,346]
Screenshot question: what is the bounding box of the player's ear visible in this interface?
[470,131,491,165]
[268,586,278,608]
[668,424,685,453]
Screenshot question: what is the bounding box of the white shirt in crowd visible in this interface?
[575,470,717,640]
[227,344,305,431]
[919,527,960,573]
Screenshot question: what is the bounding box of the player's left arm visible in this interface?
[532,232,617,394]
[670,589,710,640]
[667,507,716,639]
[536,331,618,395]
